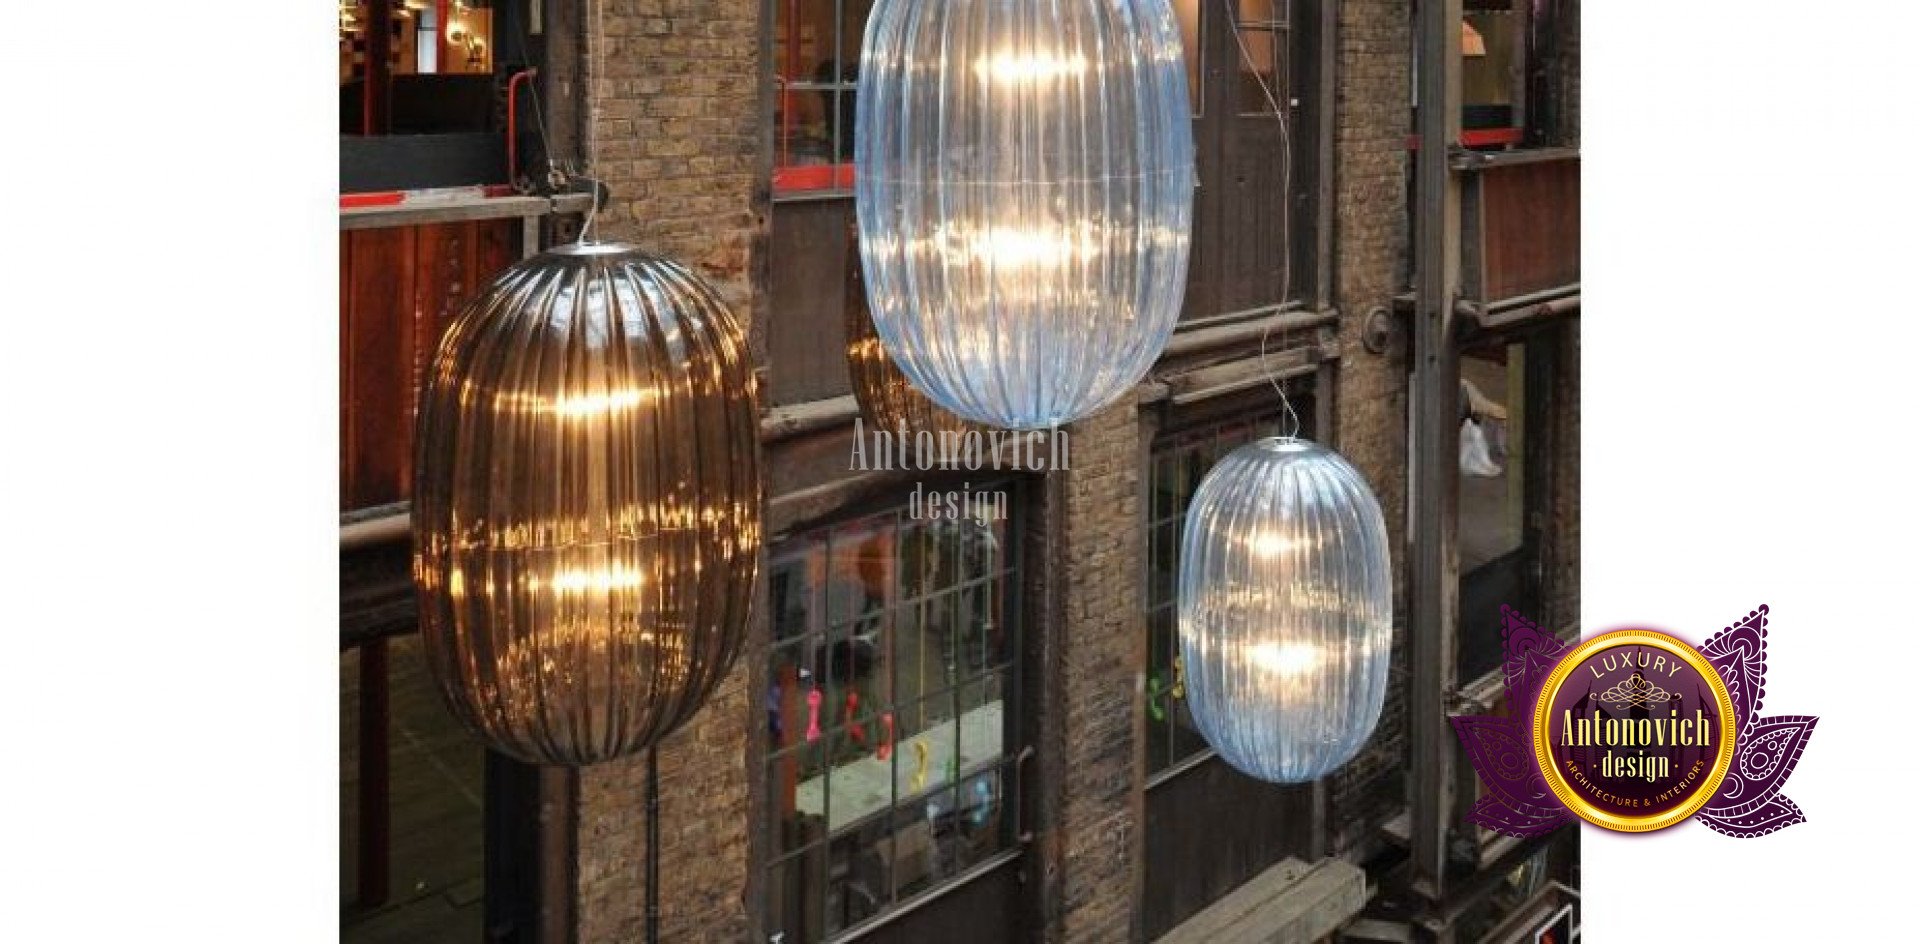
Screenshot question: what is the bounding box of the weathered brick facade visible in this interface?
[1049,397,1146,943]
[1328,0,1417,850]
[571,2,767,942]
[552,0,1577,940]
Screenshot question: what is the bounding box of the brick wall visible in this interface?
[578,0,768,328]
[550,0,1572,938]
[570,1,768,942]
[1327,0,1415,848]
[1049,396,1147,943]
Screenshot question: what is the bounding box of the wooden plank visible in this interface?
[767,199,854,405]
[1142,760,1313,939]
[339,192,595,232]
[1481,157,1580,300]
[341,230,355,509]
[1154,856,1369,944]
[1410,0,1466,904]
[477,216,519,280]
[346,225,417,508]
[1161,306,1338,361]
[407,222,459,501]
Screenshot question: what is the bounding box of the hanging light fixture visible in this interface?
[413,243,762,767]
[1177,438,1393,784]
[846,223,982,438]
[855,0,1196,430]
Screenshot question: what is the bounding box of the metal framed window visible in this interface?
[764,483,1024,942]
[1229,0,1291,116]
[773,0,870,196]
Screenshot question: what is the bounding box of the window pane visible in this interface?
[771,741,830,856]
[1149,519,1177,607]
[766,483,1022,936]
[767,847,827,942]
[955,764,1010,860]
[1173,0,1203,114]
[1463,9,1519,129]
[894,784,963,898]
[827,829,888,934]
[774,0,868,188]
[1233,2,1288,115]
[956,580,1008,679]
[955,672,1009,766]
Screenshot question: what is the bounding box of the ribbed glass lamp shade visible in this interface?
[855,0,1196,430]
[412,243,762,766]
[847,224,981,438]
[1177,439,1393,784]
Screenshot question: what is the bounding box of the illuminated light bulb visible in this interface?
[972,51,1091,85]
[1178,438,1393,784]
[856,0,1195,429]
[1250,531,1293,559]
[1247,641,1322,679]
[539,565,647,594]
[414,243,762,766]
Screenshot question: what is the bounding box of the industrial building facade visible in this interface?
[339,1,1582,942]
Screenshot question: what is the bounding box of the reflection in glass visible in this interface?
[412,244,762,767]
[856,0,1196,428]
[1177,438,1391,784]
[765,497,1018,941]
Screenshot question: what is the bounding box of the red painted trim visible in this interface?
[1405,126,1526,150]
[338,186,515,209]
[341,192,408,208]
[506,68,539,185]
[774,163,858,194]
[1463,127,1524,147]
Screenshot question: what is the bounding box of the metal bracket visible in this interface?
[1361,306,1396,355]
[1013,745,1037,844]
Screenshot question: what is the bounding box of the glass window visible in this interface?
[1144,400,1314,777]
[1172,0,1205,115]
[1232,0,1291,115]
[775,0,873,195]
[766,485,1022,942]
[1462,1,1523,138]
[340,0,504,131]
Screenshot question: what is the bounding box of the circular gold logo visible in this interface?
[1531,630,1738,832]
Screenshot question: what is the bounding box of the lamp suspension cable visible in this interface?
[580,0,607,243]
[506,0,566,190]
[1225,0,1300,440]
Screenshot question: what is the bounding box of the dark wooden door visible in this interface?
[767,199,857,407]
[1185,0,1300,321]
[1143,758,1314,938]
[340,218,520,510]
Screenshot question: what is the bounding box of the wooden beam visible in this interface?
[1410,0,1465,906]
[340,192,596,231]
[1161,306,1340,360]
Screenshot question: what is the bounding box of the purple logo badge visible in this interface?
[1451,605,1818,837]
